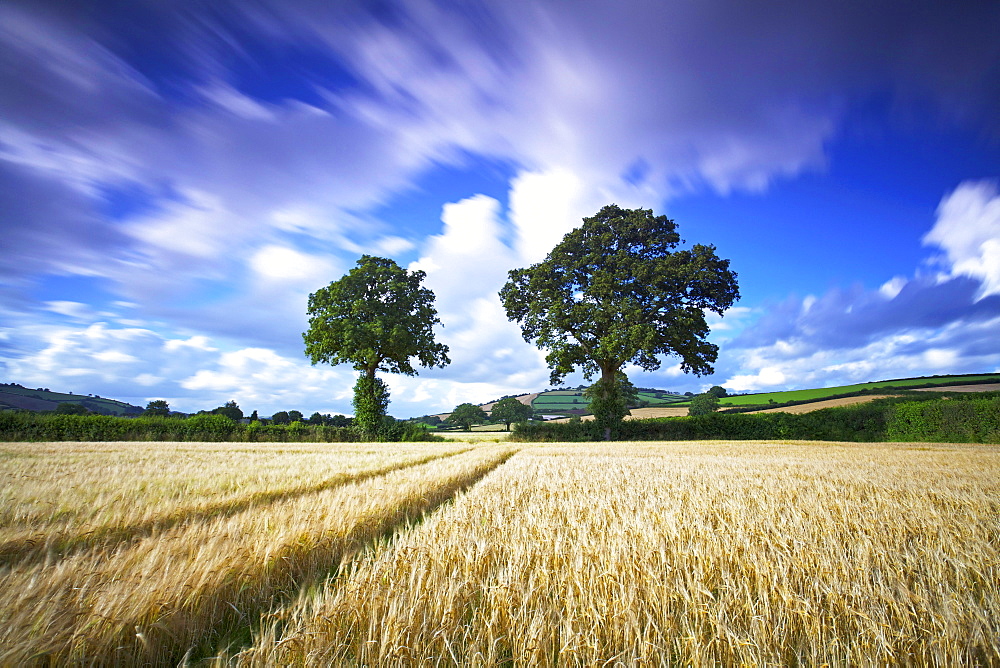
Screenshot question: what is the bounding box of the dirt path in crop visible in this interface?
[912,383,1000,392]
[551,396,898,420]
[547,406,691,422]
[747,395,898,414]
[627,406,691,418]
[0,448,474,569]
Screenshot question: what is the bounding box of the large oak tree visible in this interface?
[500,205,739,439]
[303,255,450,439]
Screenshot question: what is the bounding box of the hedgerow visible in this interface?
[0,412,442,443]
[512,393,1000,443]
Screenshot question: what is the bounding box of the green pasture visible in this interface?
[531,389,686,413]
[714,373,1000,407]
[0,385,141,416]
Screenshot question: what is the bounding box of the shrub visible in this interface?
[512,393,1000,443]
[688,393,720,416]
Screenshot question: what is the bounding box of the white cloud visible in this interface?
[44,301,96,320]
[3,1,999,416]
[249,245,338,284]
[725,366,787,392]
[508,169,588,264]
[4,322,356,415]
[135,373,163,386]
[923,180,1000,298]
[197,82,277,122]
[410,195,512,314]
[92,350,139,364]
[126,189,235,261]
[711,182,1000,392]
[409,196,536,387]
[164,336,217,353]
[878,276,907,300]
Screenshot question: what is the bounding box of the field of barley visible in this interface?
[2,440,998,665]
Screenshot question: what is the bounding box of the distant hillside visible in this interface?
[417,386,688,422]
[709,372,1000,408]
[0,383,144,416]
[416,372,1000,423]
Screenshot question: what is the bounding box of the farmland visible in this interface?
[3,440,998,665]
[712,373,1000,407]
[531,388,687,415]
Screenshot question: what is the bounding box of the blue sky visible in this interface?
[2,0,999,418]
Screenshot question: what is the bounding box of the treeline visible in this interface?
[512,393,1000,443]
[0,412,441,443]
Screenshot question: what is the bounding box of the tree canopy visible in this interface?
[448,403,488,431]
[143,399,170,417]
[490,397,534,431]
[303,255,450,439]
[500,204,739,439]
[211,400,243,421]
[688,392,721,415]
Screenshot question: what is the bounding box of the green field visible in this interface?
[532,391,589,413]
[531,389,686,414]
[527,374,1000,415]
[713,373,1000,407]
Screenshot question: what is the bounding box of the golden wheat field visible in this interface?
[2,440,998,666]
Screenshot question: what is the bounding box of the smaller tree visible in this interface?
[448,403,488,431]
[288,410,304,423]
[249,410,259,421]
[329,414,353,428]
[55,402,88,415]
[143,399,170,417]
[707,385,728,398]
[303,255,450,440]
[212,400,243,421]
[688,392,720,416]
[271,411,290,425]
[491,397,534,431]
[308,411,324,425]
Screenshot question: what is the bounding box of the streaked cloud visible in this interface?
[1,0,999,414]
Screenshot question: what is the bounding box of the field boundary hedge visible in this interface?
[512,393,1000,443]
[717,377,1000,412]
[0,412,442,442]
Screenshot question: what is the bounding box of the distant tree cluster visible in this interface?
[55,402,89,415]
[143,400,171,417]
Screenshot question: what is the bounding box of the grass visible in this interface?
[716,373,1000,406]
[237,441,1000,666]
[4,440,998,665]
[532,389,685,414]
[0,385,141,415]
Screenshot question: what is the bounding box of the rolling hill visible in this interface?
[0,383,144,416]
[422,372,1000,424]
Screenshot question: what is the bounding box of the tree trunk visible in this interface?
[599,364,617,441]
[353,366,388,441]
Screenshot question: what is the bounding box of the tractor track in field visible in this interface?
[1,446,522,667]
[0,447,475,569]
